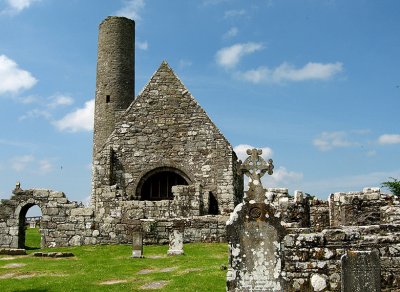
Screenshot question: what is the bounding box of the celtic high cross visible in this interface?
[240,148,274,202]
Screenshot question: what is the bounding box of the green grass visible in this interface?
[0,228,228,291]
[24,227,41,250]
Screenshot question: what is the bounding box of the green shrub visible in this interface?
[381,177,400,196]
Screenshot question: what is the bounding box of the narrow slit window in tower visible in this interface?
[106,95,111,103]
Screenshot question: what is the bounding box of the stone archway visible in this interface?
[17,202,42,249]
[0,188,76,249]
[136,167,191,201]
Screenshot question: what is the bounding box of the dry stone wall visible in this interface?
[2,182,400,291]
[227,188,400,292]
[227,186,400,291]
[282,224,400,291]
[329,187,387,227]
[226,148,400,291]
[0,184,229,248]
[141,216,228,245]
[84,183,228,245]
[0,188,87,248]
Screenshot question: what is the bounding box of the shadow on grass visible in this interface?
[24,245,41,251]
[18,289,48,292]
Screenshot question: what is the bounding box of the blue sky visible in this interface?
[0,0,399,215]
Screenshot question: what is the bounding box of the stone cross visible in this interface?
[240,148,274,202]
[227,149,284,291]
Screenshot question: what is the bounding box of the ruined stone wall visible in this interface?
[266,188,311,228]
[0,186,229,248]
[381,204,400,224]
[262,187,398,231]
[140,216,228,245]
[282,225,400,291]
[92,62,240,216]
[227,180,400,291]
[232,152,244,207]
[0,189,91,248]
[328,187,386,227]
[310,199,330,232]
[90,184,211,244]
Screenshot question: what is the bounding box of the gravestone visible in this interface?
[226,149,286,291]
[341,250,381,292]
[131,221,144,258]
[167,220,185,256]
[29,218,36,228]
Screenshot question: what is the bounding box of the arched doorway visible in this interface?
[18,204,42,249]
[137,167,191,201]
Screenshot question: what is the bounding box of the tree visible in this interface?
[381,177,400,197]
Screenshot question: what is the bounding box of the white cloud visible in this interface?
[238,67,269,83]
[115,0,145,21]
[178,59,193,69]
[38,159,53,173]
[19,109,51,121]
[11,155,34,171]
[1,0,40,14]
[223,27,238,39]
[0,55,37,95]
[267,166,303,186]
[0,139,36,149]
[378,134,400,145]
[313,131,357,151]
[234,144,303,191]
[10,155,54,174]
[17,95,40,104]
[274,62,343,81]
[53,99,94,132]
[238,62,343,84]
[137,41,148,50]
[234,144,273,162]
[17,94,74,122]
[47,94,74,108]
[216,42,264,69]
[224,9,246,19]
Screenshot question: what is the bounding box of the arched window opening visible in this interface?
[138,168,190,201]
[19,204,42,250]
[208,192,219,215]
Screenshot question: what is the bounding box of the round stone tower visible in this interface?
[93,16,135,155]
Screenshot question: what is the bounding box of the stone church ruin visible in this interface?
[1,16,400,291]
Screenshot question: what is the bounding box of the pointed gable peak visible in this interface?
[155,60,177,78]
[120,59,233,151]
[142,60,189,93]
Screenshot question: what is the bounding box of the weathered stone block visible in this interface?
[341,250,381,292]
[70,208,94,217]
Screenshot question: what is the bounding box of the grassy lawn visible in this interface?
[0,228,228,291]
[24,227,41,250]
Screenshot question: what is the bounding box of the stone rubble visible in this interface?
[226,149,400,291]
